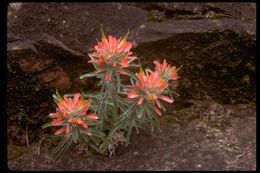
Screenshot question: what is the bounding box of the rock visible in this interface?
[8,39,38,53]
[7,32,22,42]
[38,69,71,90]
[7,3,148,53]
[129,18,255,46]
[129,2,256,20]
[132,26,255,104]
[7,102,256,170]
[6,32,90,140]
[204,3,256,20]
[34,33,85,58]
[18,56,53,73]
[8,33,86,60]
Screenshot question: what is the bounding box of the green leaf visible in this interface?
[171,89,180,97]
[89,128,106,139]
[48,114,56,119]
[41,122,52,129]
[130,78,135,86]
[176,64,183,72]
[148,121,154,133]
[89,136,102,145]
[88,53,99,70]
[134,123,139,134]
[89,142,101,153]
[121,30,129,42]
[63,93,75,98]
[99,119,124,151]
[161,102,166,111]
[71,128,79,143]
[48,138,66,160]
[52,90,64,104]
[146,109,155,133]
[56,90,64,101]
[49,137,73,162]
[168,88,174,100]
[82,93,99,98]
[146,67,153,73]
[137,103,147,119]
[45,134,59,138]
[148,106,161,130]
[100,24,107,39]
[129,64,140,67]
[122,87,132,92]
[82,135,89,144]
[116,71,121,93]
[80,72,99,79]
[125,114,135,146]
[52,95,59,104]
[124,69,137,80]
[119,102,137,118]
[85,120,100,126]
[99,141,109,153]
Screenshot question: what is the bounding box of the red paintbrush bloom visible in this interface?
[50,93,98,137]
[153,59,179,81]
[127,69,173,116]
[88,34,137,81]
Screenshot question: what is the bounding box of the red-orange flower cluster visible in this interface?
[127,69,174,116]
[50,93,98,137]
[154,59,179,81]
[88,35,137,81]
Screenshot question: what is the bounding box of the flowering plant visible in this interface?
[42,26,181,160]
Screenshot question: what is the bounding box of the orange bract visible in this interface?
[88,35,137,81]
[50,93,98,137]
[154,59,179,81]
[127,70,173,116]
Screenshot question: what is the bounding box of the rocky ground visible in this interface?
[7,2,256,171]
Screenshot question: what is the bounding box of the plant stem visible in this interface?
[125,112,135,146]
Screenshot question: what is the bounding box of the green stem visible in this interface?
[116,71,121,93]
[109,84,118,116]
[99,103,137,152]
[125,112,135,146]
[97,78,107,129]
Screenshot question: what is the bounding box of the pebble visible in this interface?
[196,164,202,168]
[133,151,139,155]
[139,25,145,29]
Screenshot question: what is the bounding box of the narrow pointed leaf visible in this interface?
[80,72,99,79]
[121,30,129,42]
[89,128,106,138]
[41,122,52,129]
[88,53,99,70]
[137,104,147,119]
[100,24,107,39]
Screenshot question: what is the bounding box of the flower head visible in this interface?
[88,33,137,81]
[153,59,179,81]
[50,93,98,137]
[127,69,173,116]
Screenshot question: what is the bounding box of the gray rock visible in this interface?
[7,3,148,53]
[8,101,256,171]
[129,2,256,20]
[129,18,255,47]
